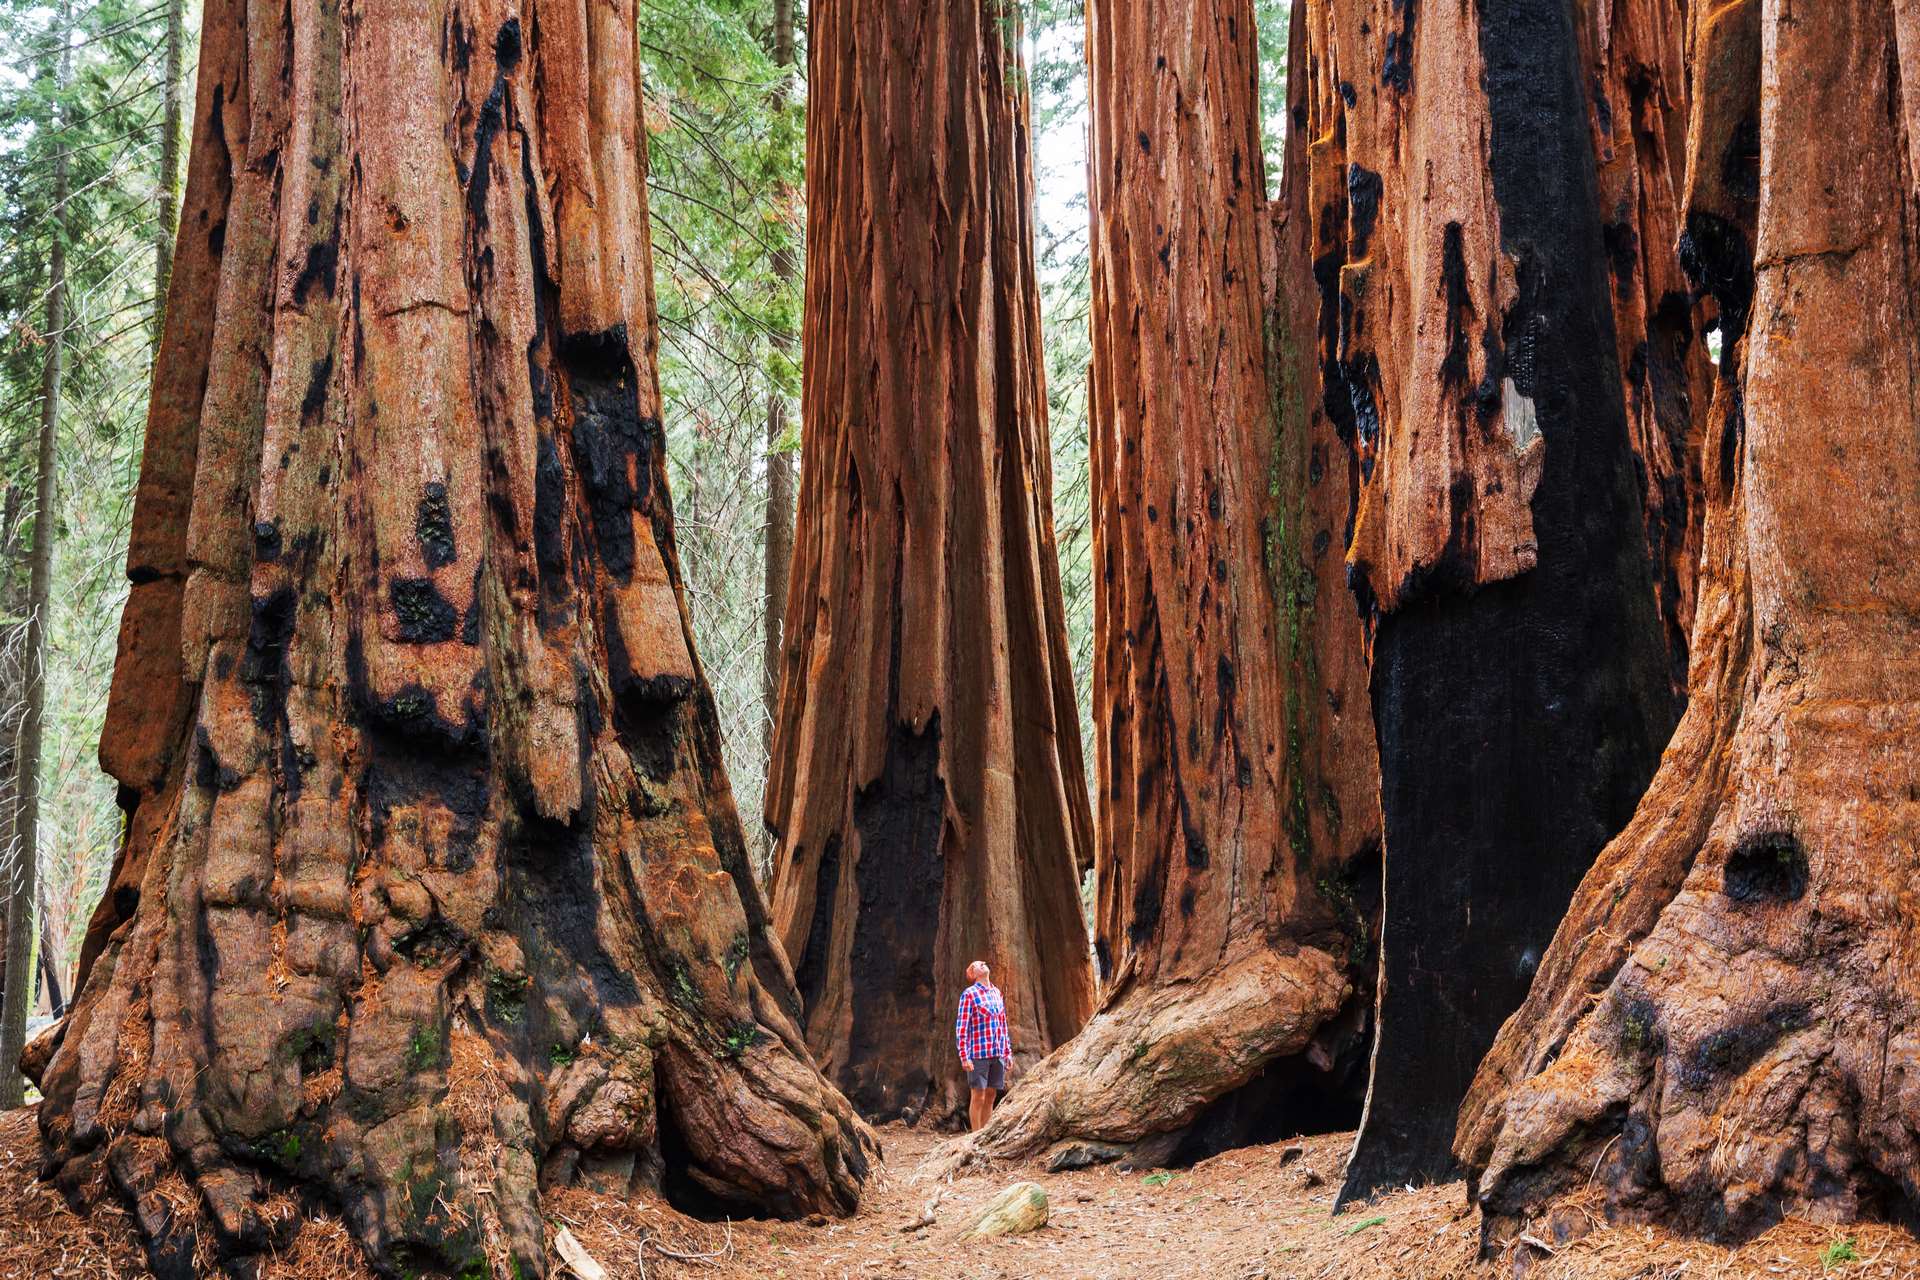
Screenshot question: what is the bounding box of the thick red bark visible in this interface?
[762,0,1095,1128]
[34,1,873,1274]
[935,0,1384,1170]
[1461,0,1920,1242]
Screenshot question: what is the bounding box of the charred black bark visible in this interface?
[1338,0,1679,1205]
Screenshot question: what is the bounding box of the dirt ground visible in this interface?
[638,1125,1920,1280]
[5,1104,1920,1279]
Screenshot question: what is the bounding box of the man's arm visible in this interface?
[955,989,974,1070]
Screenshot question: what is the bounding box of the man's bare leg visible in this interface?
[969,1087,994,1131]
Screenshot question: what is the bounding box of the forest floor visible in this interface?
[3,1105,1919,1279]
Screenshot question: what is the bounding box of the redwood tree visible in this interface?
[761,0,1096,1127]
[1288,0,1692,1202]
[31,0,873,1274]
[945,0,1384,1167]
[1461,0,1920,1240]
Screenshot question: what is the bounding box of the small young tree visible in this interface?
[761,0,797,773]
[0,3,71,1110]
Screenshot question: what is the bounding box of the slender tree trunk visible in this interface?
[940,0,1384,1169]
[763,0,1096,1128]
[0,42,69,1109]
[1287,0,1689,1204]
[152,0,185,350]
[760,0,796,773]
[34,0,874,1273]
[36,899,64,1018]
[0,487,22,1043]
[1462,0,1920,1242]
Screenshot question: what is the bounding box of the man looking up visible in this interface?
[956,960,1011,1131]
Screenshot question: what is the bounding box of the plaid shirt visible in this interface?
[955,981,1010,1062]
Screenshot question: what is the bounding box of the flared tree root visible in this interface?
[31,799,877,1280]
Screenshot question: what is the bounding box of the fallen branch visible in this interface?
[642,1218,735,1265]
[899,1186,948,1233]
[554,1226,609,1280]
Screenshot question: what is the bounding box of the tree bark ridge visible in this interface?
[35,1,874,1273]
[1460,0,1920,1241]
[762,0,1095,1128]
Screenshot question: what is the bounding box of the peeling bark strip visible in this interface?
[941,0,1383,1169]
[1461,0,1920,1242]
[1291,0,1685,1203]
[763,0,1095,1127]
[37,1,874,1274]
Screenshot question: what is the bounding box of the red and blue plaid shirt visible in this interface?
[956,981,1010,1062]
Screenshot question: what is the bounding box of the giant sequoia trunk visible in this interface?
[1460,0,1920,1241]
[1289,0,1693,1204]
[943,0,1384,1169]
[33,1,873,1275]
[762,0,1095,1128]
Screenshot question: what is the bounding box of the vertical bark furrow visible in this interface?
[1291,0,1687,1203]
[1577,0,1714,697]
[34,0,876,1273]
[763,0,1095,1128]
[1460,0,1920,1243]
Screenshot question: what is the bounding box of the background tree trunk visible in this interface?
[36,898,64,1017]
[0,487,22,1051]
[0,29,68,1108]
[760,0,796,781]
[762,0,1096,1128]
[1461,0,1920,1242]
[151,0,185,352]
[33,0,874,1273]
[1289,0,1689,1204]
[941,0,1384,1170]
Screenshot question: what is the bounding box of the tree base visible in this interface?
[1458,545,1920,1245]
[29,772,879,1279]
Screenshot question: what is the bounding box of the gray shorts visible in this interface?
[965,1057,1006,1090]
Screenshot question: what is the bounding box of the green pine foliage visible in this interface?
[643,0,802,874]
